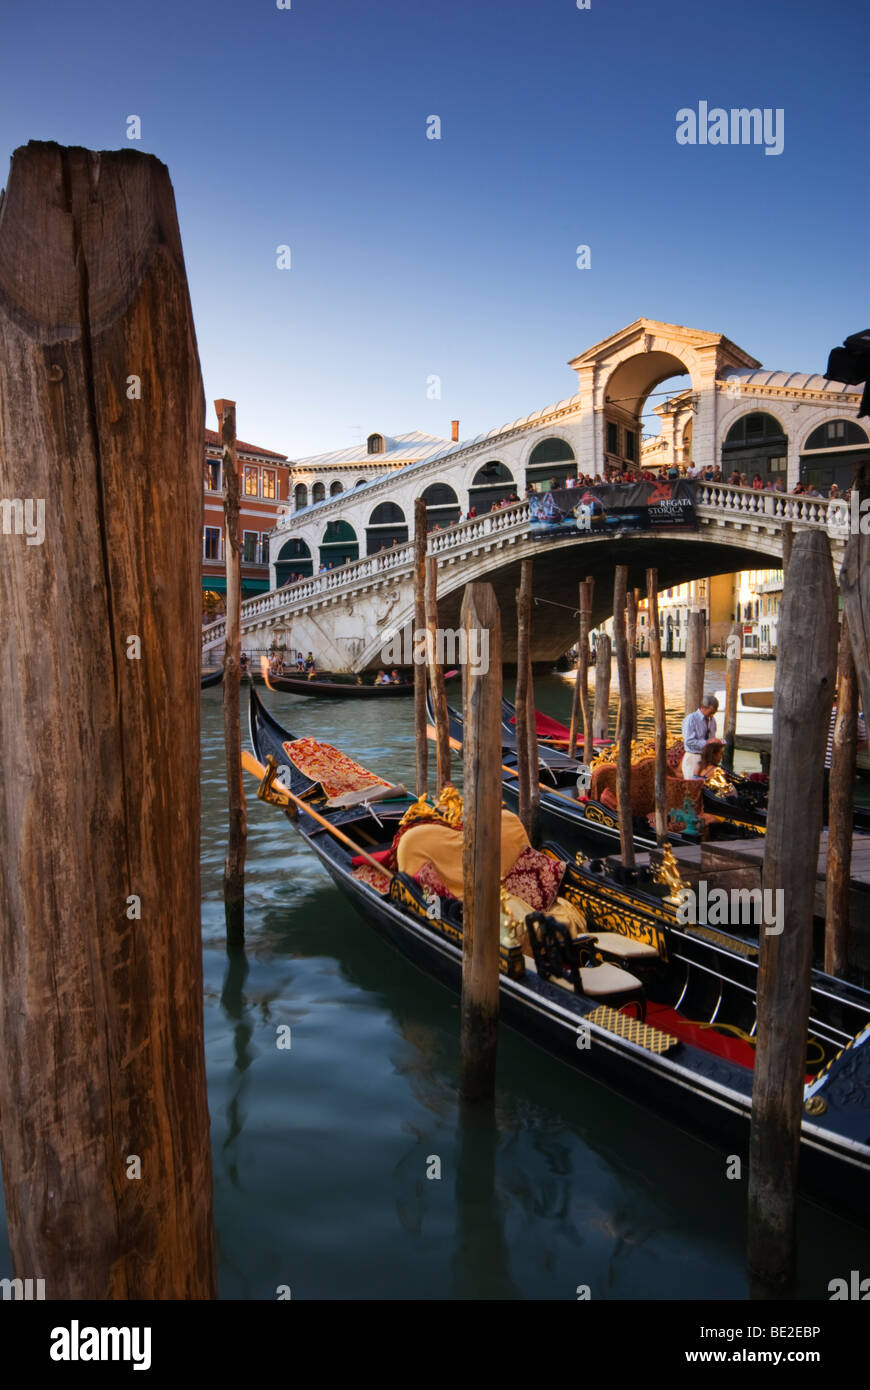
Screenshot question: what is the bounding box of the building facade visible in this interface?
[202,408,291,619]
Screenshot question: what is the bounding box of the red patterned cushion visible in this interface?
[413,860,459,901]
[502,846,564,912]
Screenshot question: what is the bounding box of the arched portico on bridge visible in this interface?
[355,519,795,670]
[569,319,762,480]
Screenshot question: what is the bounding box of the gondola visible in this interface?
[702,769,870,835]
[201,668,223,689]
[499,698,610,752]
[246,683,870,1226]
[265,669,460,698]
[436,693,760,860]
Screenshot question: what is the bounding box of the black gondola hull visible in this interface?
[298,829,870,1225]
[248,685,870,1228]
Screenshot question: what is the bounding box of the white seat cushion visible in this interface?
[588,932,659,961]
[579,962,642,996]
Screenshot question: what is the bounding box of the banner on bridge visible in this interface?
[528,479,699,538]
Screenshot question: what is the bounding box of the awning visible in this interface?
[201,577,271,596]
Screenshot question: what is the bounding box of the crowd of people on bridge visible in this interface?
[268,462,847,601]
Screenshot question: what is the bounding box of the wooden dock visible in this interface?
[656,833,870,974]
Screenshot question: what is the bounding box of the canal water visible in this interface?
[1,658,867,1299]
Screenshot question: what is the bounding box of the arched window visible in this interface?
[355,478,368,487]
[469,460,515,512]
[294,483,308,511]
[369,502,405,524]
[723,412,786,448]
[526,437,576,492]
[330,480,344,496]
[312,482,326,503]
[800,418,870,492]
[421,482,461,530]
[367,433,385,455]
[804,419,868,450]
[319,520,359,569]
[275,537,313,585]
[366,501,408,554]
[721,412,787,487]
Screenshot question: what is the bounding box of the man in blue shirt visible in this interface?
[681,694,720,779]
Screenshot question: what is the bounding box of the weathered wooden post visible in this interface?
[525,619,542,849]
[825,615,858,977]
[627,587,639,739]
[459,583,503,1102]
[612,567,635,868]
[841,468,870,747]
[646,568,668,844]
[684,608,706,717]
[722,620,742,773]
[747,529,837,1299]
[218,397,247,947]
[0,142,216,1297]
[580,579,595,761]
[568,578,594,760]
[515,559,534,835]
[413,497,428,796]
[593,633,612,742]
[781,519,794,577]
[426,554,451,792]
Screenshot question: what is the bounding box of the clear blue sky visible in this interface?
[1,0,867,457]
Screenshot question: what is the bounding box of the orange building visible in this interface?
[202,403,291,618]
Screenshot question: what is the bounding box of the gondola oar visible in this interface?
[241,751,395,883]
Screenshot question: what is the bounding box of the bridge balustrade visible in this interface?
[201,485,842,651]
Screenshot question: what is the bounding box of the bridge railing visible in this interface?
[695,482,838,528]
[201,485,841,649]
[201,498,532,648]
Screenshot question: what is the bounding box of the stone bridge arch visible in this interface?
[356,519,792,670]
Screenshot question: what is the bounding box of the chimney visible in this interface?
[451,419,459,443]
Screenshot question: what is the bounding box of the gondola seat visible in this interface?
[525,913,646,1017]
[583,932,659,962]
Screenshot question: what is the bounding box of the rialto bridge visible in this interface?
[200,485,849,669]
[200,318,866,668]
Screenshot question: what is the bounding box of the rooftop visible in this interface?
[717,368,862,395]
[204,428,288,461]
[292,430,451,470]
[288,394,582,521]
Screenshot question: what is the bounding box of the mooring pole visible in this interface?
[646,568,668,845]
[459,583,503,1102]
[593,633,612,742]
[218,397,247,947]
[781,519,794,578]
[413,497,428,796]
[627,587,639,739]
[525,613,541,849]
[426,554,451,792]
[840,468,870,759]
[723,620,742,774]
[747,529,837,1299]
[613,567,636,868]
[569,579,594,761]
[580,579,595,762]
[0,142,216,1297]
[825,614,858,977]
[684,608,706,717]
[515,559,534,836]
